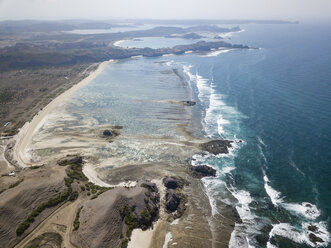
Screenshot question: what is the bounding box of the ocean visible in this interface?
[168,23,331,247]
[31,22,331,247]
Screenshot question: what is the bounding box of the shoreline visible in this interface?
[6,55,233,248]
[12,59,114,168]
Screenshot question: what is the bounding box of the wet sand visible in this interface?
[13,60,114,168]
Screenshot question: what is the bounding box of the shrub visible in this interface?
[69,191,79,201]
[16,190,69,236]
[9,178,24,189]
[73,206,83,231]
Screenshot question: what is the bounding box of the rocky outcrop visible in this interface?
[309,233,324,244]
[102,129,119,138]
[165,189,181,212]
[163,176,186,189]
[307,224,325,245]
[200,139,232,155]
[190,165,216,178]
[163,177,188,219]
[57,156,83,166]
[141,182,158,193]
[181,100,196,106]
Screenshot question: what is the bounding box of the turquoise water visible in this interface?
[65,23,331,247]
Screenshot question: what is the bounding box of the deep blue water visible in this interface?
[169,23,331,247]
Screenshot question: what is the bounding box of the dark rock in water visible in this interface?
[256,234,269,246]
[165,190,181,212]
[141,182,158,193]
[57,156,83,166]
[103,130,112,136]
[309,233,324,244]
[181,100,196,106]
[163,177,185,189]
[260,224,273,233]
[308,224,318,233]
[190,165,216,178]
[113,125,123,129]
[102,129,119,138]
[200,139,232,155]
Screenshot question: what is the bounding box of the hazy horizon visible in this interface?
[0,0,331,22]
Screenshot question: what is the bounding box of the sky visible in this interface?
[0,0,331,21]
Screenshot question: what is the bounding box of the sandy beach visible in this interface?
[13,60,114,168]
[113,40,125,47]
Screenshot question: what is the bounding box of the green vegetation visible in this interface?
[69,191,79,201]
[64,177,73,187]
[66,162,88,182]
[9,178,24,189]
[73,206,83,231]
[121,238,129,248]
[140,208,152,225]
[16,190,70,236]
[25,232,63,248]
[16,156,114,236]
[85,182,112,199]
[119,205,139,239]
[90,186,111,200]
[30,165,43,170]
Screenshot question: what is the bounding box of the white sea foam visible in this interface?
[221,166,235,174]
[257,136,267,147]
[263,174,283,206]
[268,222,330,247]
[165,60,174,67]
[289,160,305,177]
[269,223,309,246]
[258,144,268,164]
[230,188,255,221]
[283,202,320,220]
[202,177,224,216]
[229,223,253,248]
[205,85,229,137]
[302,222,330,246]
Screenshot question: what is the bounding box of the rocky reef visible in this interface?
[190,164,217,178]
[200,139,233,155]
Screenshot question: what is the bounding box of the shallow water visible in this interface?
[31,23,331,247]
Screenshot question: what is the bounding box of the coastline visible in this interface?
[13,59,114,168]
[5,55,236,248]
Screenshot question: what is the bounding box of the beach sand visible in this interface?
[13,60,114,168]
